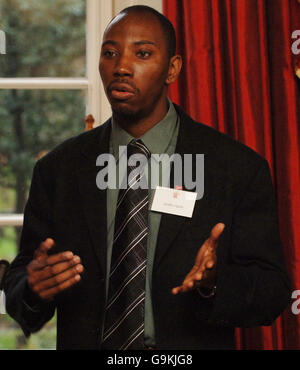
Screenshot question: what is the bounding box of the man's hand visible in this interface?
[172,223,225,295]
[26,238,84,302]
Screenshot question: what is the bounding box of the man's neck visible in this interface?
[112,98,169,138]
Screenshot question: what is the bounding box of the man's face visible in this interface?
[99,12,171,119]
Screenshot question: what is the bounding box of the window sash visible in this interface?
[0,0,162,227]
[0,0,113,227]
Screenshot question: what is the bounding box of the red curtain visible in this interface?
[163,0,300,349]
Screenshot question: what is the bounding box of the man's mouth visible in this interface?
[108,83,136,101]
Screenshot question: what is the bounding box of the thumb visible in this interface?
[35,238,55,259]
[43,238,55,248]
[209,223,225,243]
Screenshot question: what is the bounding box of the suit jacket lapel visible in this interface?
[154,107,199,269]
[76,120,111,276]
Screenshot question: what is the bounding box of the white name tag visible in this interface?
[0,290,6,314]
[150,186,197,218]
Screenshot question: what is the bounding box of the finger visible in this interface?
[45,251,74,266]
[29,251,74,272]
[205,258,216,269]
[39,274,82,301]
[172,280,195,295]
[27,259,46,273]
[198,254,216,271]
[27,253,79,288]
[193,225,224,266]
[32,264,84,293]
[172,286,180,295]
[172,286,184,295]
[172,271,203,295]
[183,270,203,285]
[171,265,204,294]
[48,256,81,276]
[34,238,55,260]
[209,223,225,243]
[36,255,82,282]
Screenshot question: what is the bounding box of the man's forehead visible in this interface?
[103,11,164,44]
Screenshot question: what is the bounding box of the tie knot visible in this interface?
[127,139,151,159]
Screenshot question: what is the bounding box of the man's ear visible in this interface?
[165,55,182,85]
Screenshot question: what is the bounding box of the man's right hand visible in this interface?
[26,238,84,302]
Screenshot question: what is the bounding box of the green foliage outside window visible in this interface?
[0,0,86,349]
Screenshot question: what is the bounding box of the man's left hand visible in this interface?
[172,223,225,295]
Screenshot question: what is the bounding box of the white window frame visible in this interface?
[0,0,113,227]
[0,0,112,127]
[0,0,162,228]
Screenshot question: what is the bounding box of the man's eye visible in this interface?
[103,50,117,57]
[137,50,152,58]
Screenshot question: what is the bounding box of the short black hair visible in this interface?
[119,5,176,59]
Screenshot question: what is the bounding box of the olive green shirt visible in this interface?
[106,100,180,346]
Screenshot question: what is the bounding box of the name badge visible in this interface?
[150,186,197,218]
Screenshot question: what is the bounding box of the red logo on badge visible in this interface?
[173,186,182,198]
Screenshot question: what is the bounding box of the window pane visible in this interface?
[0,89,86,214]
[0,85,85,349]
[0,0,86,77]
[0,226,56,349]
[0,226,20,262]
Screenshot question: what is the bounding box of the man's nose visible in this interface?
[113,54,133,77]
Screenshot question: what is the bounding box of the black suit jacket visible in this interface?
[4,104,290,350]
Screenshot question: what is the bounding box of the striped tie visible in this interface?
[102,139,150,350]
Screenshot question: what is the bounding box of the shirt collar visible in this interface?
[111,99,178,159]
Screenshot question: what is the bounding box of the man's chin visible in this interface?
[111,102,141,120]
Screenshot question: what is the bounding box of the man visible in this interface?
[4,6,290,350]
